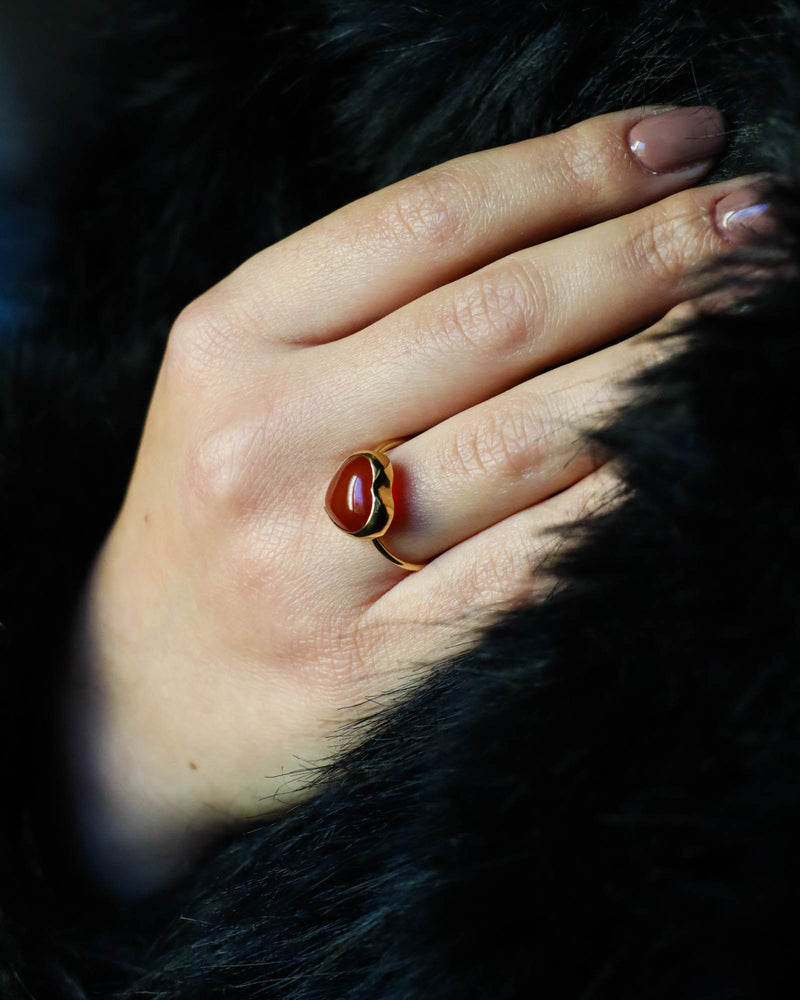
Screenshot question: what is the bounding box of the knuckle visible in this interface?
[628,206,683,283]
[449,399,549,488]
[628,194,716,285]
[548,126,606,203]
[434,259,545,357]
[369,166,474,252]
[165,294,240,385]
[605,328,685,407]
[180,413,284,521]
[181,422,257,518]
[470,545,524,607]
[631,327,682,375]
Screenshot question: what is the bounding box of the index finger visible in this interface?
[195,105,725,345]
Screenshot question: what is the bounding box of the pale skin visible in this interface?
[66,105,764,898]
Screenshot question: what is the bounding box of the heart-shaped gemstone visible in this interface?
[325,454,375,533]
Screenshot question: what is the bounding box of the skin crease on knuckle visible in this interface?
[626,189,726,289]
[360,165,477,257]
[435,261,544,361]
[547,124,610,207]
[441,396,556,496]
[166,294,253,388]
[181,418,277,522]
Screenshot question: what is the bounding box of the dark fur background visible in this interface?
[2,0,800,996]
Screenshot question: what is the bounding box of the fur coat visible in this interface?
[1,1,799,996]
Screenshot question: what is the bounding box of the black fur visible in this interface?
[2,0,800,996]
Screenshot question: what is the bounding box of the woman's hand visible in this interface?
[68,105,760,896]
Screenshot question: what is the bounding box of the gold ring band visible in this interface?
[324,438,426,571]
[372,536,425,572]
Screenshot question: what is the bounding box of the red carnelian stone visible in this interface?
[325,454,375,533]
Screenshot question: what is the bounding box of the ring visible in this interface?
[324,438,425,571]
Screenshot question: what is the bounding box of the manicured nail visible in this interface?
[714,187,772,243]
[628,106,726,174]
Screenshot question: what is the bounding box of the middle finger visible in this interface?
[320,175,761,447]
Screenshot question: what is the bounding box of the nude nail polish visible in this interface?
[628,106,726,174]
[715,188,772,243]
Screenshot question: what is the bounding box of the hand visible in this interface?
[67,105,757,897]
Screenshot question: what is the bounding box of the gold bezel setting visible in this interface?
[325,438,425,571]
[347,450,395,539]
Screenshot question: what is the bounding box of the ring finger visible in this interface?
[330,314,680,571]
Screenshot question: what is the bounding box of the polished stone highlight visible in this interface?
[325,454,375,533]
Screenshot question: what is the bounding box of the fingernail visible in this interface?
[628,106,726,174]
[714,187,772,243]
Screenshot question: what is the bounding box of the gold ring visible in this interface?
[324,438,425,571]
